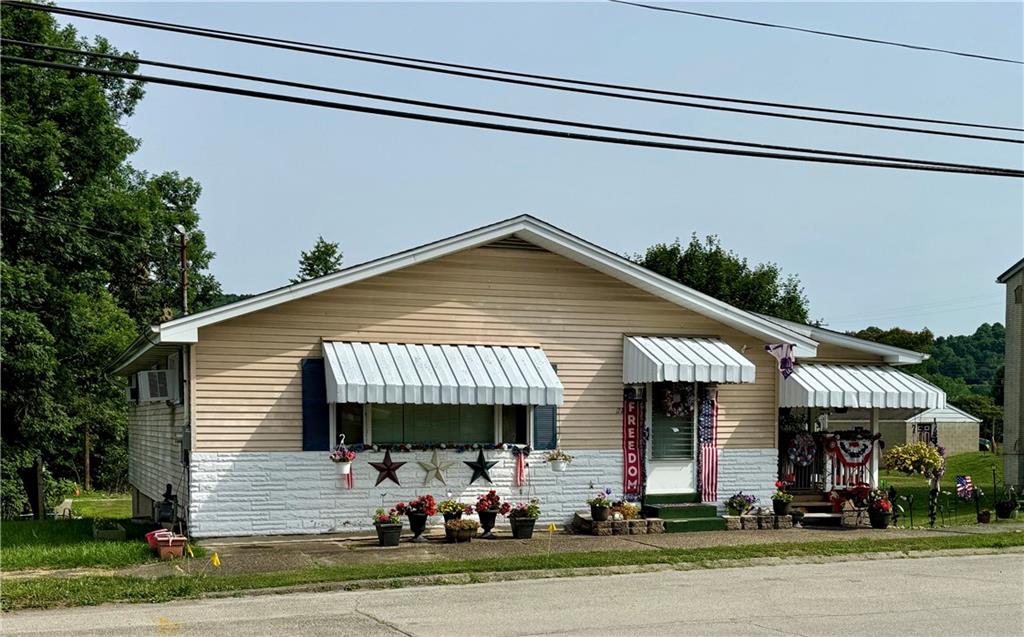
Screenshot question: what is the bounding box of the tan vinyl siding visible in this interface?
[128,401,186,505]
[194,245,779,451]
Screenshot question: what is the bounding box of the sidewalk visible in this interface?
[123,520,1024,578]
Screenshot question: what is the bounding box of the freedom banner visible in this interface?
[623,400,643,497]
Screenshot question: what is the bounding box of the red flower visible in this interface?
[395,502,406,514]
[499,502,511,515]
[775,480,784,489]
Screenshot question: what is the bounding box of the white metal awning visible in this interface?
[322,341,563,405]
[779,364,946,409]
[623,336,756,384]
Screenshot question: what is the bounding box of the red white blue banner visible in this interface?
[623,400,643,497]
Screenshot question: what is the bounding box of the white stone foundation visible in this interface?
[188,450,622,538]
[714,448,778,511]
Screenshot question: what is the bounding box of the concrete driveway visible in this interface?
[5,553,1022,636]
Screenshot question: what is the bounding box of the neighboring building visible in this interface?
[830,404,982,456]
[111,216,945,538]
[998,258,1024,489]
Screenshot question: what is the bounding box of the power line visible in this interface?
[609,0,1024,66]
[6,38,1016,175]
[6,1,1017,134]
[6,55,1022,179]
[2,205,179,247]
[6,1,1022,144]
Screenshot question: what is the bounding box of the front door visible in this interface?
[645,382,697,494]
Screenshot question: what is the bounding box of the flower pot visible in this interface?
[549,460,568,473]
[772,500,791,516]
[510,517,537,539]
[456,528,473,543]
[977,510,992,524]
[445,527,457,543]
[478,509,499,538]
[869,511,891,529]
[727,506,745,517]
[442,512,463,524]
[994,502,1018,519]
[375,523,402,547]
[407,511,428,543]
[335,461,352,475]
[590,505,610,522]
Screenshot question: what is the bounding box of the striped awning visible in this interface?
[623,336,756,384]
[778,364,946,409]
[322,341,563,405]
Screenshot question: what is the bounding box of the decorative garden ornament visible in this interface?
[464,449,498,484]
[369,450,406,486]
[417,449,455,486]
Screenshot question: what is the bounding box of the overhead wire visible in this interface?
[6,55,1023,178]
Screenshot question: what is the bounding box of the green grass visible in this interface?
[881,451,1007,527]
[1,518,159,571]
[70,492,131,519]
[3,532,1022,611]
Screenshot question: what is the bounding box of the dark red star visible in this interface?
[369,449,406,486]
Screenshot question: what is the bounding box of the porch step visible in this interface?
[791,501,834,511]
[642,503,719,520]
[643,493,700,505]
[663,517,727,533]
[800,512,842,527]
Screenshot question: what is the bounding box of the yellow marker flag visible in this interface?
[185,543,194,559]
[210,552,221,568]
[547,523,557,533]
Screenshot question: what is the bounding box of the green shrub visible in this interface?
[883,442,944,478]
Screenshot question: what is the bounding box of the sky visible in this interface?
[67,1,1023,337]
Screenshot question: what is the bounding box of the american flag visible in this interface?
[956,475,974,499]
[698,389,719,503]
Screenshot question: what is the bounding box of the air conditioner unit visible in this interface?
[138,370,172,402]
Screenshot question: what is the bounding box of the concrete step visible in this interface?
[642,503,719,520]
[643,493,700,505]
[663,517,727,533]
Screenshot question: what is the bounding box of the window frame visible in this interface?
[649,381,698,461]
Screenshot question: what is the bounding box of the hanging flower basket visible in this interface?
[336,461,352,475]
[550,460,568,473]
[544,449,574,473]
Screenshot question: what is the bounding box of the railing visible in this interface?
[780,433,878,492]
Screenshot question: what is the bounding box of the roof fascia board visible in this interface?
[108,327,161,374]
[515,224,818,357]
[757,314,927,365]
[145,214,815,356]
[997,257,1024,283]
[156,220,525,342]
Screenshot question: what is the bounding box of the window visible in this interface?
[331,403,532,446]
[1015,284,1022,304]
[650,383,696,460]
[502,405,529,445]
[370,404,494,444]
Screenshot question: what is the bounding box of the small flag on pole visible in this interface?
[955,475,973,499]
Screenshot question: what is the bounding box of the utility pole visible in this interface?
[173,225,189,315]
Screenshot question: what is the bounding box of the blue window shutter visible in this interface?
[301,358,330,451]
[533,405,557,450]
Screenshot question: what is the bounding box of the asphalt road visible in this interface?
[4,554,1023,636]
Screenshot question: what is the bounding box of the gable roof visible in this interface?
[755,314,929,365]
[111,214,819,373]
[997,257,1024,283]
[906,404,982,424]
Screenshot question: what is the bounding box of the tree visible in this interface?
[633,234,810,322]
[291,236,343,283]
[1,7,219,512]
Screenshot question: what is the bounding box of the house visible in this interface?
[998,258,1023,489]
[111,215,945,538]
[828,404,981,456]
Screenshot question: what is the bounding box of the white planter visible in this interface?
[336,461,352,475]
[549,460,569,473]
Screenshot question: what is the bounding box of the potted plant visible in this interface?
[373,508,402,547]
[587,487,614,521]
[398,495,437,543]
[475,490,510,538]
[995,486,1019,519]
[884,442,946,527]
[771,480,794,515]
[329,445,357,474]
[543,449,574,473]
[445,518,479,543]
[866,488,892,529]
[439,499,470,523]
[506,499,541,539]
[726,492,756,516]
[971,488,991,523]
